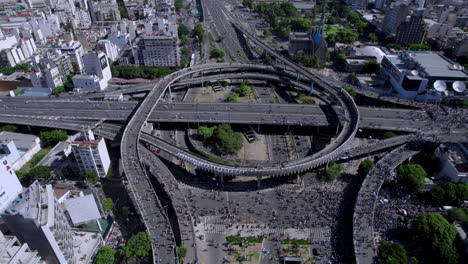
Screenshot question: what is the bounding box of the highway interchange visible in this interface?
[1,1,467,263]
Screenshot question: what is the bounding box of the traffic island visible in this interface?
[226,236,263,264]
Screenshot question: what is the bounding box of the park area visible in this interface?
[226,236,263,264]
[282,239,313,263]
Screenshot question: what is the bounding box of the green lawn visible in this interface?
[16,147,51,175]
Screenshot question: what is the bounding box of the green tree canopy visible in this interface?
[102,198,115,211]
[40,130,68,147]
[326,163,344,180]
[178,24,190,37]
[85,171,100,184]
[0,125,18,132]
[51,86,64,95]
[198,125,215,141]
[358,159,375,177]
[210,48,225,59]
[227,93,238,102]
[377,240,408,264]
[29,166,51,180]
[382,131,397,139]
[263,28,272,36]
[213,124,243,154]
[363,60,381,74]
[93,246,115,264]
[411,213,459,264]
[174,0,183,12]
[177,246,187,260]
[396,164,427,193]
[242,0,254,9]
[194,24,205,42]
[430,182,468,205]
[447,207,468,223]
[123,232,152,259]
[237,83,251,97]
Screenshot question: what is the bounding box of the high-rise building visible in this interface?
[0,156,23,213]
[72,52,112,91]
[346,0,368,9]
[395,15,427,45]
[71,130,110,178]
[1,181,75,264]
[0,231,44,264]
[134,34,180,67]
[382,2,409,35]
[59,40,85,73]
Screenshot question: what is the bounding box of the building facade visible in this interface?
[134,35,180,67]
[382,2,409,35]
[71,130,110,178]
[0,231,44,264]
[72,52,112,91]
[395,15,427,45]
[1,182,75,264]
[0,156,23,213]
[59,41,85,73]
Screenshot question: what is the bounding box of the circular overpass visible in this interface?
[122,62,360,182]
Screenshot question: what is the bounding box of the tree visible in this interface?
[280,2,298,17]
[177,246,187,260]
[227,93,238,102]
[29,166,51,180]
[194,24,205,42]
[237,83,251,97]
[326,16,338,24]
[123,232,152,259]
[0,125,17,132]
[198,126,215,141]
[263,28,272,36]
[117,0,128,19]
[447,207,468,223]
[377,240,407,264]
[213,124,243,154]
[363,60,381,74]
[178,24,190,37]
[342,86,357,97]
[430,183,468,205]
[94,246,116,264]
[85,171,100,185]
[51,86,64,95]
[210,48,225,59]
[326,163,343,180]
[369,33,378,42]
[396,164,427,193]
[411,214,459,264]
[358,159,375,177]
[39,130,68,147]
[122,206,131,216]
[175,0,183,12]
[242,0,253,9]
[382,131,397,139]
[102,198,115,211]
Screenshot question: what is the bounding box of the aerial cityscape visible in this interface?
[0,0,467,263]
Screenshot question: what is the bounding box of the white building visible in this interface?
[71,130,110,178]
[381,52,468,101]
[59,40,85,73]
[0,231,44,264]
[0,33,37,67]
[0,156,23,213]
[72,52,112,91]
[0,131,41,170]
[1,181,76,264]
[436,143,468,184]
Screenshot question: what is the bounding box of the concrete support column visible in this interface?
[257,176,261,188]
[220,174,224,185]
[296,173,301,184]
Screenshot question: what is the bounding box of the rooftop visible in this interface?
[0,131,39,151]
[64,195,101,226]
[388,53,468,79]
